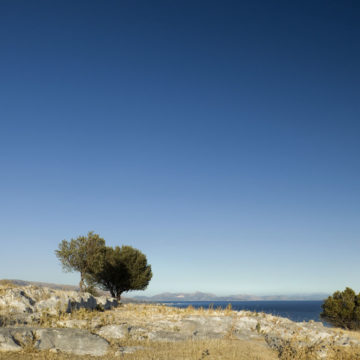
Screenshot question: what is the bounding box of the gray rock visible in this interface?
[0,289,35,313]
[0,328,30,351]
[35,297,72,315]
[147,330,191,342]
[0,285,118,319]
[179,316,234,338]
[96,296,118,310]
[35,328,109,356]
[0,327,109,356]
[98,324,130,339]
[265,333,286,352]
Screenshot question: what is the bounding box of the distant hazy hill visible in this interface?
[131,291,329,302]
[6,279,81,291]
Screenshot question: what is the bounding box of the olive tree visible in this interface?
[55,231,106,292]
[321,287,360,329]
[92,245,152,300]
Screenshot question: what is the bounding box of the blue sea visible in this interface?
[163,301,325,323]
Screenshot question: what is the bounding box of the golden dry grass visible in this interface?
[0,280,16,296]
[272,331,360,360]
[2,339,360,360]
[120,339,277,360]
[0,338,277,360]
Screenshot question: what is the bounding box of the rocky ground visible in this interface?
[1,282,360,359]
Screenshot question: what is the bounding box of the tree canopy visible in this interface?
[55,231,106,291]
[55,232,152,299]
[91,245,152,300]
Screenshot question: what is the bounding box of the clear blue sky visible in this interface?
[1,0,359,296]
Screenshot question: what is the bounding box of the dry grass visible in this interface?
[273,332,360,360]
[0,280,16,295]
[116,338,277,360]
[1,338,360,360]
[277,342,360,360]
[37,302,238,329]
[0,338,277,360]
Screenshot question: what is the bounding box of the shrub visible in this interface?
[321,287,360,329]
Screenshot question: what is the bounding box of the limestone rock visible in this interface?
[0,327,109,356]
[0,289,35,313]
[0,328,26,351]
[35,328,109,356]
[179,316,234,338]
[98,324,130,339]
[96,296,118,310]
[147,330,190,342]
[0,285,118,319]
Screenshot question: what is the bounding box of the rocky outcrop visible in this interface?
[1,285,360,358]
[0,327,109,356]
[0,285,118,317]
[93,310,360,357]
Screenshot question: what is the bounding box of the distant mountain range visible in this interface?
[5,280,329,301]
[131,291,329,301]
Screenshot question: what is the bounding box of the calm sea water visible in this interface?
[163,301,324,323]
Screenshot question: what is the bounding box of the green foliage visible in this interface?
[84,283,100,297]
[92,245,152,300]
[55,231,106,291]
[55,232,152,299]
[321,287,360,329]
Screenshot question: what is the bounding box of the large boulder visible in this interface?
[0,285,118,317]
[0,327,109,356]
[35,328,109,356]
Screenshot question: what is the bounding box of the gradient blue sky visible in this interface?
[1,0,359,296]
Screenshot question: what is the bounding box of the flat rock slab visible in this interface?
[98,324,130,339]
[0,328,109,356]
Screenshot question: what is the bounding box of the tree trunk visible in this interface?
[79,274,85,292]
